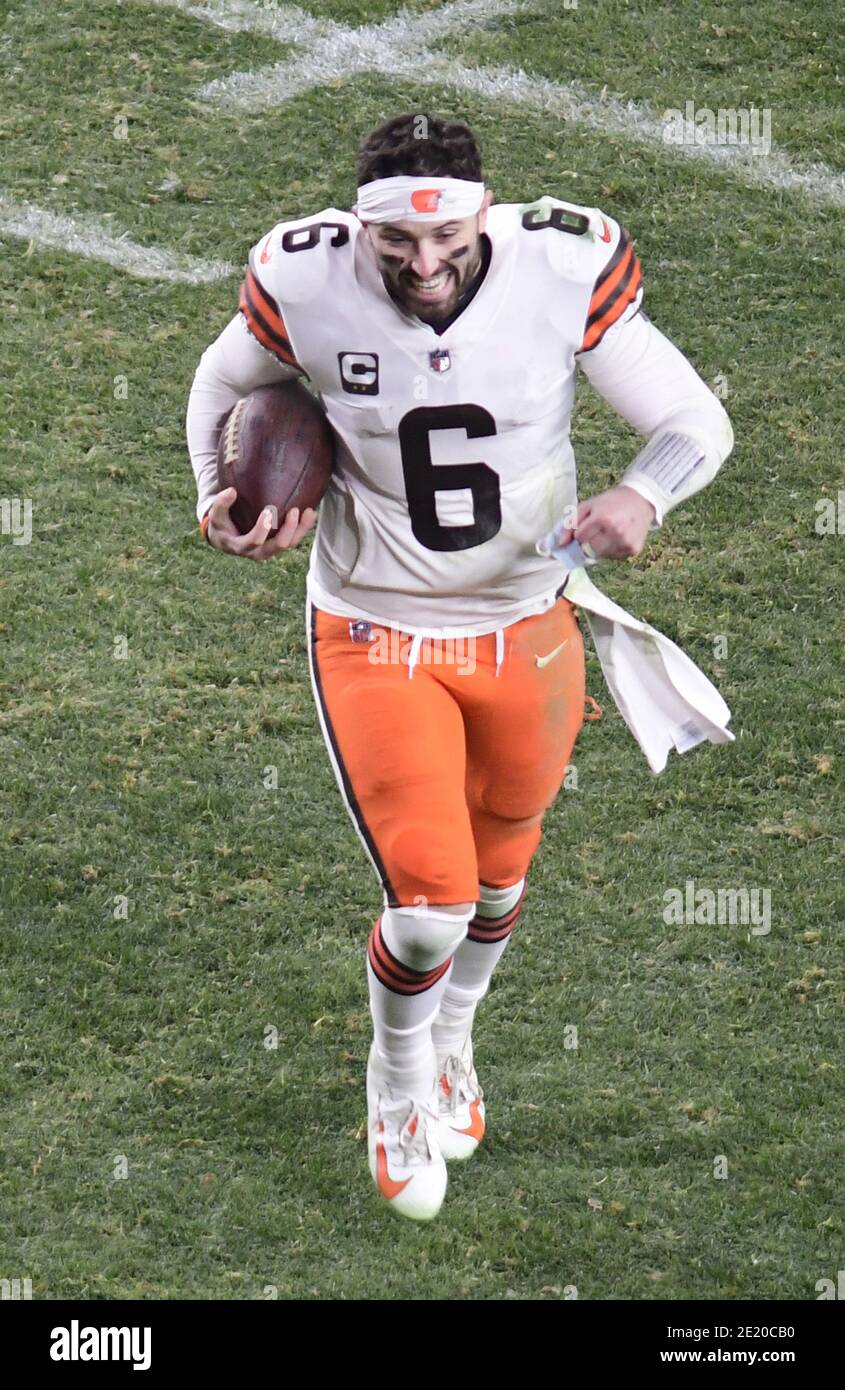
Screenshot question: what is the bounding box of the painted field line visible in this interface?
[141,0,845,208]
[145,0,333,42]
[0,194,237,283]
[441,59,845,207]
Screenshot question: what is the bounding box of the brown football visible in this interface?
[216,381,335,536]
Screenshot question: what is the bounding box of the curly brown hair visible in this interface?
[357,113,483,185]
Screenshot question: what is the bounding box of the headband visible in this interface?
[355,175,486,224]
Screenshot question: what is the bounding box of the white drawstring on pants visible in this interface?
[405,628,506,679]
[407,631,424,680]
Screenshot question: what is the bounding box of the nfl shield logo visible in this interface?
[429,349,451,373]
[349,619,373,643]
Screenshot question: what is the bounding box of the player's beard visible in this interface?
[386,241,484,323]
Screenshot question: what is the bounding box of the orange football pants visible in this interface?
[307,593,585,908]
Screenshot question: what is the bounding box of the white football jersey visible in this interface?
[239,196,643,635]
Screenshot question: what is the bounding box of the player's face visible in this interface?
[365,193,492,322]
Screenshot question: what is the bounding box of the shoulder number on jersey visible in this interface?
[280,221,350,253]
[520,196,590,236]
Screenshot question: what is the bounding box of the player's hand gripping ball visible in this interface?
[205,380,334,558]
[216,380,335,535]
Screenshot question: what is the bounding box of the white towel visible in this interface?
[562,566,735,775]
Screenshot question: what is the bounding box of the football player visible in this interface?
[186,113,733,1221]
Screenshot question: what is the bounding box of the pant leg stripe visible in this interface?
[306,595,400,907]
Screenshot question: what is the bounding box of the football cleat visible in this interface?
[366,1043,447,1221]
[436,1036,486,1161]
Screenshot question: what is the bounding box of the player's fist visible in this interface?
[204,487,317,561]
[556,486,655,560]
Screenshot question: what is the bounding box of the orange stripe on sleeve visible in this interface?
[238,267,303,370]
[579,228,643,352]
[581,259,642,351]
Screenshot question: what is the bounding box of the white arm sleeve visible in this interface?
[186,311,302,522]
[577,307,733,524]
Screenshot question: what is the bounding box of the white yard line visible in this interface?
[144,0,337,42]
[142,0,845,207]
[0,195,236,283]
[442,60,845,207]
[5,0,840,282]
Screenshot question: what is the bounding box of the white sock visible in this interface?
[367,957,452,1099]
[367,908,470,1099]
[432,880,526,1060]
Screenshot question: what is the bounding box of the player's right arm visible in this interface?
[185,251,315,558]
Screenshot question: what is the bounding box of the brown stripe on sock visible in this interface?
[467,883,527,943]
[368,918,453,996]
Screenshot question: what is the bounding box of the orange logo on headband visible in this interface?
[410,188,442,213]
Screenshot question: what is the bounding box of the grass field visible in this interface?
[1,0,843,1300]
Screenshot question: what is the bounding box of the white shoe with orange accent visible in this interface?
[436,1036,486,1161]
[366,1044,447,1221]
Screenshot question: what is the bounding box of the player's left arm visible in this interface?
[559,229,733,559]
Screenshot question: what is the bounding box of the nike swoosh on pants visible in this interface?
[535,638,570,669]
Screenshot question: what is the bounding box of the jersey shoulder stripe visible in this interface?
[238,207,358,367]
[239,265,303,370]
[580,227,642,352]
